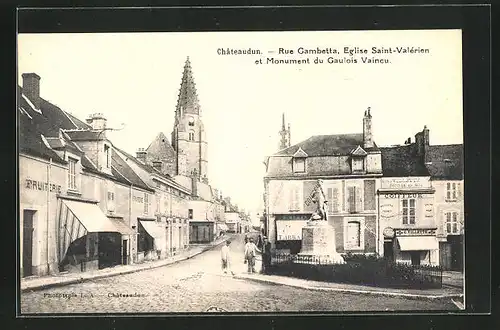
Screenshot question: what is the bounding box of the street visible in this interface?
[21,233,457,313]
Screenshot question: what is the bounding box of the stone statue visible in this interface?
[309,179,327,222]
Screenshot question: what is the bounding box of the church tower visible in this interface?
[171,57,208,182]
[278,113,291,150]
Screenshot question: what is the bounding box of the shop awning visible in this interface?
[276,220,308,241]
[58,199,121,261]
[397,236,439,251]
[139,220,166,250]
[109,217,135,235]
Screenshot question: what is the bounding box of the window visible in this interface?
[352,158,364,172]
[144,193,149,214]
[155,181,161,188]
[327,187,339,213]
[188,116,195,126]
[446,182,459,201]
[345,221,361,249]
[188,209,193,219]
[364,180,376,211]
[104,145,110,168]
[189,130,195,141]
[293,158,306,173]
[289,183,300,211]
[68,157,77,190]
[402,199,416,224]
[107,191,115,212]
[445,211,459,234]
[347,186,362,213]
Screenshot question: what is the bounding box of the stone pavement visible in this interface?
[21,234,230,292]
[235,263,464,301]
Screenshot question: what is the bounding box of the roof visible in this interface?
[176,57,201,116]
[380,145,429,177]
[64,130,102,141]
[146,132,177,160]
[110,149,151,191]
[425,144,463,180]
[275,133,379,157]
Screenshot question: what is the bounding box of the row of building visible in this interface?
[263,109,464,270]
[19,58,248,278]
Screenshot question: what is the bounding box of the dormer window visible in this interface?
[292,147,308,173]
[188,116,195,126]
[350,146,367,174]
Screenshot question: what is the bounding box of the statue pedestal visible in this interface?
[298,221,344,263]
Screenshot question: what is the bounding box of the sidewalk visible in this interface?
[21,234,230,292]
[234,272,464,301]
[441,271,464,289]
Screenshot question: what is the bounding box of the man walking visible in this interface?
[244,237,261,274]
[221,240,234,275]
[261,236,272,274]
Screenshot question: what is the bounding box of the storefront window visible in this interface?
[402,198,416,224]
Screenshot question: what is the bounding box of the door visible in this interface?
[384,241,394,262]
[410,251,421,266]
[449,235,463,271]
[178,226,182,249]
[22,210,35,277]
[122,239,128,265]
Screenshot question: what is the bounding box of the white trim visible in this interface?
[21,93,42,114]
[40,134,51,149]
[19,106,32,119]
[61,110,78,129]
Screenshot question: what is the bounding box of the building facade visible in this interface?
[264,108,382,255]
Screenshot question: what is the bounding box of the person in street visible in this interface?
[244,237,261,274]
[260,236,272,274]
[244,234,249,244]
[220,240,234,275]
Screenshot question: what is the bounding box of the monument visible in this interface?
[298,179,345,263]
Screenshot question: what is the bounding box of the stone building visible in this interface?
[19,73,153,276]
[264,108,382,255]
[379,127,464,267]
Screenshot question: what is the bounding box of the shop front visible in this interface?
[57,198,130,272]
[189,221,214,243]
[137,219,166,261]
[274,214,310,254]
[383,227,439,265]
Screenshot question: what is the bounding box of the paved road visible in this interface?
[21,233,457,313]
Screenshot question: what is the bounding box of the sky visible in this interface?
[18,30,463,217]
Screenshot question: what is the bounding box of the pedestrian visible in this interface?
[261,236,272,274]
[244,237,261,274]
[244,234,249,244]
[220,240,234,275]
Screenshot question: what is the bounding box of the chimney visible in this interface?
[191,174,198,197]
[152,161,163,172]
[363,107,374,148]
[22,73,41,110]
[86,113,107,130]
[415,126,430,157]
[136,148,147,163]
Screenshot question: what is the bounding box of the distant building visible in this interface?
[264,108,382,255]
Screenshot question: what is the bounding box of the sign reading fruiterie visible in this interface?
[381,177,431,189]
[25,178,62,193]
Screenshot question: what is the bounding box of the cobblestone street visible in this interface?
[21,234,457,314]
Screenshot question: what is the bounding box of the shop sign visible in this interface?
[133,195,144,203]
[383,193,424,199]
[277,220,308,241]
[25,178,62,193]
[383,227,395,238]
[394,228,436,236]
[382,177,430,189]
[424,203,434,218]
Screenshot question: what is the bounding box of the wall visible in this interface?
[19,154,67,276]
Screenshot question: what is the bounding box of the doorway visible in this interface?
[410,251,421,266]
[122,239,128,265]
[98,232,121,269]
[22,210,35,277]
[383,241,394,262]
[178,226,182,250]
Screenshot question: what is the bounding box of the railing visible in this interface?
[269,253,443,289]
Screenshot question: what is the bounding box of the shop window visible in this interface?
[68,157,78,190]
[445,211,460,234]
[345,220,362,250]
[402,198,416,224]
[293,158,306,173]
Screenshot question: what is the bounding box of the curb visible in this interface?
[21,236,229,293]
[234,275,464,301]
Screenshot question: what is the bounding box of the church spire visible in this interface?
[176,56,201,117]
[279,113,291,150]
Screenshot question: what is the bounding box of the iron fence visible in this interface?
[269,253,443,289]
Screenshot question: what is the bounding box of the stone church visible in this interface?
[138,57,221,243]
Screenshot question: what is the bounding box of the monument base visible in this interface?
[298,221,344,263]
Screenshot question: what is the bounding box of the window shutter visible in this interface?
[293,184,300,210]
[332,187,339,213]
[348,186,355,212]
[327,188,333,213]
[356,187,363,212]
[363,180,376,211]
